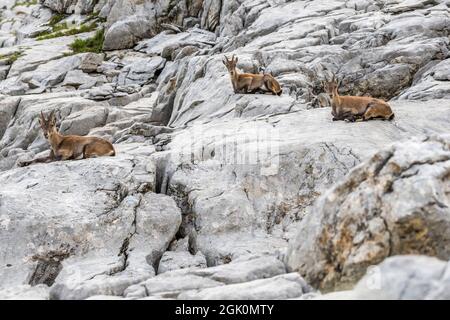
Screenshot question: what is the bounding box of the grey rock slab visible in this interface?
[0,142,179,299]
[0,93,110,171]
[157,251,207,274]
[178,273,311,300]
[19,54,86,91]
[155,100,450,266]
[124,255,287,299]
[0,95,20,139]
[0,284,50,300]
[351,255,449,299]
[316,255,450,300]
[286,134,450,291]
[117,56,166,86]
[79,53,105,73]
[124,274,223,299]
[62,70,102,90]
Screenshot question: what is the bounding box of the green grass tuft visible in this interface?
[12,0,37,8]
[0,51,22,64]
[68,28,105,54]
[36,22,98,41]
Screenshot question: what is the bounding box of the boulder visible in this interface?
[315,255,450,299]
[103,16,155,51]
[286,135,450,291]
[117,56,166,86]
[0,95,20,139]
[62,69,104,89]
[157,251,207,274]
[79,53,105,73]
[347,255,450,300]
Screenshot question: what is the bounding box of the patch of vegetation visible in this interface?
[0,51,22,64]
[12,0,38,8]
[68,28,104,54]
[33,14,69,39]
[86,11,107,24]
[36,22,98,41]
[48,14,67,27]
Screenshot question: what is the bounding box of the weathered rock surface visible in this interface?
[157,251,207,274]
[351,255,450,300]
[0,284,50,300]
[0,143,182,300]
[123,255,313,300]
[314,255,450,300]
[40,0,99,15]
[179,273,311,300]
[286,135,450,291]
[154,101,450,267]
[1,0,450,300]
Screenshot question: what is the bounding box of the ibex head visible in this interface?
[323,73,341,97]
[38,111,57,140]
[222,55,238,77]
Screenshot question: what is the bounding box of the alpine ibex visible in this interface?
[223,55,282,96]
[18,111,115,167]
[323,74,395,122]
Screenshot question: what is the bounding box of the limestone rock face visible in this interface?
[157,251,207,274]
[1,0,450,300]
[178,273,311,300]
[352,255,450,300]
[152,101,449,267]
[0,284,50,300]
[0,144,181,297]
[101,0,214,51]
[124,255,313,300]
[103,17,154,51]
[40,0,98,14]
[286,135,450,291]
[314,255,450,300]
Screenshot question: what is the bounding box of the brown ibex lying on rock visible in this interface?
[323,74,394,122]
[18,111,115,167]
[223,55,282,96]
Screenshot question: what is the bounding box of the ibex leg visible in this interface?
[17,150,57,167]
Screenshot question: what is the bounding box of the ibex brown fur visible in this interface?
[223,55,282,96]
[18,111,115,167]
[323,75,394,122]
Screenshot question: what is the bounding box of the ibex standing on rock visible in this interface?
[323,74,395,122]
[18,111,115,167]
[223,55,282,96]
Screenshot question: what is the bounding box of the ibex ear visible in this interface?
[222,58,227,66]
